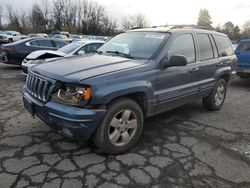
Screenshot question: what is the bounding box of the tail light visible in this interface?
[232,58,238,67]
[0,47,13,52]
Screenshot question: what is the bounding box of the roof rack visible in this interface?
[152,24,215,31]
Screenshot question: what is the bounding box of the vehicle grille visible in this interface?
[26,74,55,102]
[0,36,4,39]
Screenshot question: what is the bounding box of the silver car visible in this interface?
[21,40,105,75]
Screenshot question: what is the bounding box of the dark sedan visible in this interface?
[0,38,67,65]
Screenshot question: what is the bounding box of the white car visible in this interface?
[0,31,21,43]
[21,40,105,75]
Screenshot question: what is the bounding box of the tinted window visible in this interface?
[29,40,39,46]
[54,40,66,48]
[37,40,54,47]
[197,34,214,61]
[209,35,219,58]
[239,42,250,52]
[168,34,196,63]
[214,35,234,57]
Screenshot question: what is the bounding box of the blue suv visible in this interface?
[235,39,250,79]
[23,26,237,154]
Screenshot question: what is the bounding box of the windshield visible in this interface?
[57,42,85,54]
[98,32,170,59]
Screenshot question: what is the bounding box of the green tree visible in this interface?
[220,22,241,42]
[241,20,250,39]
[197,9,213,28]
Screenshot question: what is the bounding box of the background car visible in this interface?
[21,40,105,75]
[51,34,72,43]
[0,38,67,65]
[28,33,48,38]
[235,39,250,79]
[0,31,21,43]
[70,34,85,42]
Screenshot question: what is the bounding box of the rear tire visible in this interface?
[202,79,227,111]
[93,98,143,154]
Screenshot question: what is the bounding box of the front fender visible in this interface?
[92,81,154,105]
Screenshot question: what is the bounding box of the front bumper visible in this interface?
[0,39,9,44]
[23,87,106,140]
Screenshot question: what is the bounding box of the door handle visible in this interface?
[189,67,199,72]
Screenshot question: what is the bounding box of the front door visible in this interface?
[155,33,199,114]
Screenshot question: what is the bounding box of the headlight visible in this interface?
[51,85,92,107]
[31,59,45,64]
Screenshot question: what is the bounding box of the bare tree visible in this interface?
[122,13,150,31]
[0,5,2,29]
[5,5,22,32]
[1,0,117,36]
[53,0,65,31]
[30,3,48,32]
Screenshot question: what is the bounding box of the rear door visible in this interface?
[193,33,219,97]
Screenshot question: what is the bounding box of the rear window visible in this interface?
[214,35,234,57]
[37,40,54,48]
[29,40,39,46]
[239,42,250,52]
[197,34,214,61]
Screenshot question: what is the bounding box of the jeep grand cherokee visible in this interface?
[23,26,237,154]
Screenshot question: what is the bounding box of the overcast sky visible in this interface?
[2,0,250,27]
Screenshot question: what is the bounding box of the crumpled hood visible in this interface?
[26,50,66,60]
[31,54,147,82]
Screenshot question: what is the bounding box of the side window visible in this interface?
[53,40,66,48]
[37,40,54,48]
[168,34,196,63]
[214,35,234,57]
[78,46,87,53]
[29,40,39,46]
[239,42,250,52]
[86,43,102,53]
[209,35,219,58]
[197,34,214,61]
[78,44,101,54]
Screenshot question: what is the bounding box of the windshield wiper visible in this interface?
[106,51,134,59]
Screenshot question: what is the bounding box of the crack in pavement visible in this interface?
[0,64,250,188]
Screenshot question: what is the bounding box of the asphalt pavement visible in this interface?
[0,64,250,188]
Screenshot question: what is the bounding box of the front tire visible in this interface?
[202,79,227,111]
[93,98,143,154]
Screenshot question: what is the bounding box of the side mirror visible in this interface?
[167,55,188,67]
[78,51,85,55]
